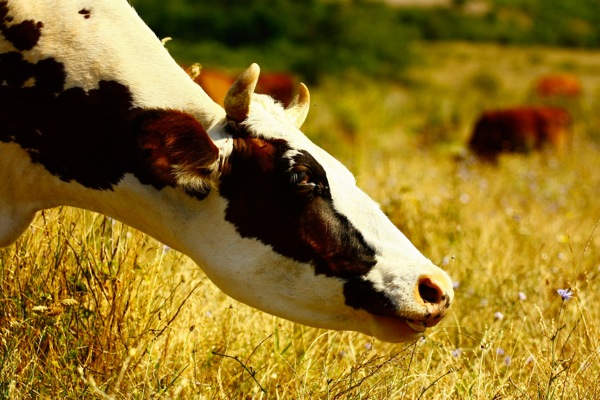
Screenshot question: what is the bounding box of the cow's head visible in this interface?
[137,64,454,342]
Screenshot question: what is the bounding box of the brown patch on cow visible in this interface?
[136,110,220,188]
[78,9,92,19]
[0,1,44,51]
[468,106,571,162]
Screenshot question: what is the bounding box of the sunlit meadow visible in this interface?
[1,42,599,399]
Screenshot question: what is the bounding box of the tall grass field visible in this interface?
[1,42,599,399]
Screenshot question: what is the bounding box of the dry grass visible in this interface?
[1,42,600,399]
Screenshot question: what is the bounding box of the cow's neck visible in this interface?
[60,175,212,254]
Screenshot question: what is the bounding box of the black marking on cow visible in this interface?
[220,138,376,272]
[0,1,43,51]
[78,9,91,19]
[0,50,136,189]
[343,278,399,317]
[220,138,376,278]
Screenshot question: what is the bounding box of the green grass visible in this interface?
[1,42,600,399]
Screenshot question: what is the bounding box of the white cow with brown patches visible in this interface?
[0,0,454,342]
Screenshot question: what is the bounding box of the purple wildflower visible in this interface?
[451,348,462,358]
[494,311,504,321]
[518,292,527,301]
[442,256,454,266]
[525,355,535,365]
[557,288,574,301]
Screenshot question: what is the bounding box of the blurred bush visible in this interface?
[130,0,417,83]
[130,0,600,82]
[399,0,600,47]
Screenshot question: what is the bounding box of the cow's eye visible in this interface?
[289,168,317,194]
[290,169,310,184]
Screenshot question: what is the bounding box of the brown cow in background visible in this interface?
[534,73,582,98]
[468,106,571,162]
[254,72,296,107]
[186,65,297,107]
[192,68,235,108]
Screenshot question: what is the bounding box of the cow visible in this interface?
[534,73,582,99]
[0,0,453,343]
[190,67,235,107]
[191,66,296,107]
[468,106,571,162]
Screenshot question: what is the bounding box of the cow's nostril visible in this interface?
[418,277,444,305]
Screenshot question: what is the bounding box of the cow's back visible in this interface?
[468,107,571,161]
[469,108,537,158]
[535,107,571,151]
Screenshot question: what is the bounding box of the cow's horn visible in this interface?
[224,63,260,123]
[285,83,310,128]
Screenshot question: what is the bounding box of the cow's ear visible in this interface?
[135,110,220,191]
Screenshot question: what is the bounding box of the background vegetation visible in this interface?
[129,0,600,81]
[130,0,417,82]
[398,0,600,48]
[2,0,600,398]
